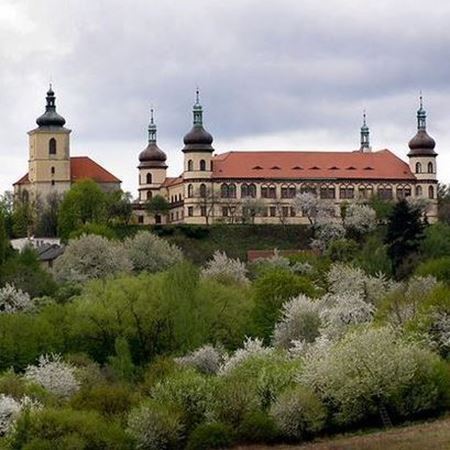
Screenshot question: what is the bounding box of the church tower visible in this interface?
[137,109,167,203]
[408,95,438,204]
[28,85,71,198]
[359,111,371,152]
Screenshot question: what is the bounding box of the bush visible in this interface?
[186,422,233,450]
[201,251,249,285]
[69,223,117,240]
[270,385,327,441]
[420,222,450,259]
[124,231,183,274]
[237,410,279,444]
[416,257,450,283]
[11,407,131,449]
[175,345,224,375]
[127,400,183,450]
[326,239,359,262]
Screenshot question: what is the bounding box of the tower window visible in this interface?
[200,159,206,171]
[146,173,152,184]
[188,184,194,198]
[147,191,152,200]
[51,180,55,186]
[49,138,57,155]
[415,162,422,174]
[188,160,193,171]
[427,162,433,173]
[429,185,434,199]
[415,185,423,196]
[51,166,55,175]
[199,183,207,198]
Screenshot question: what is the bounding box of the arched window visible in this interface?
[396,185,411,199]
[228,184,236,198]
[248,184,256,198]
[199,183,207,198]
[429,185,434,199]
[147,191,152,200]
[415,185,423,196]
[221,184,228,198]
[49,138,57,155]
[281,184,296,198]
[188,160,193,171]
[241,184,248,198]
[415,162,422,174]
[51,166,55,175]
[188,184,194,198]
[261,184,276,198]
[427,162,434,173]
[200,159,206,171]
[146,173,152,184]
[320,184,336,199]
[378,184,393,200]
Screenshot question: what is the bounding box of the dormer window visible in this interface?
[292,166,303,170]
[252,165,263,170]
[271,165,281,170]
[364,166,374,171]
[310,166,320,170]
[346,166,356,170]
[329,166,339,170]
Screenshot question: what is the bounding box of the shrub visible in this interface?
[0,394,21,436]
[420,222,450,259]
[237,410,279,444]
[69,222,117,240]
[201,251,249,285]
[326,239,359,262]
[343,203,376,235]
[24,354,79,399]
[416,257,450,283]
[175,344,224,375]
[0,283,32,313]
[127,400,184,450]
[273,295,322,349]
[11,407,131,449]
[186,422,233,450]
[53,234,132,284]
[124,231,183,273]
[270,385,327,441]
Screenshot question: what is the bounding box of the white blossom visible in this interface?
[0,395,41,436]
[175,344,225,375]
[253,249,292,272]
[124,231,183,273]
[293,193,334,226]
[314,221,345,250]
[219,337,273,375]
[273,295,322,349]
[0,283,32,313]
[201,251,249,285]
[24,354,80,398]
[53,234,132,283]
[344,203,376,233]
[429,311,450,354]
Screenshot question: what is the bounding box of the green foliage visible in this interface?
[34,192,61,238]
[369,195,394,222]
[0,211,10,265]
[105,190,133,225]
[355,234,392,276]
[385,200,426,278]
[11,407,132,449]
[58,179,108,240]
[416,257,450,283]
[12,199,33,238]
[145,195,170,218]
[186,422,234,450]
[252,268,318,341]
[326,238,359,262]
[237,410,279,444]
[420,222,450,259]
[108,337,136,381]
[69,222,117,240]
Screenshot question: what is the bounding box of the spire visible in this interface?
[417,92,427,131]
[360,110,371,152]
[36,84,66,127]
[148,107,157,143]
[193,87,203,126]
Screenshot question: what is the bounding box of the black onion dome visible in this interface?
[138,143,167,168]
[36,86,66,127]
[408,130,437,156]
[182,126,214,152]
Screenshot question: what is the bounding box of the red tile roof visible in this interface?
[212,150,415,181]
[14,156,121,185]
[161,176,183,187]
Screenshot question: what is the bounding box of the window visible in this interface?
[138,215,144,224]
[222,207,229,217]
[200,206,207,216]
[51,180,55,186]
[378,185,393,200]
[51,166,55,175]
[221,183,236,198]
[282,206,289,217]
[415,162,422,174]
[49,138,56,155]
[269,206,277,217]
[199,183,207,198]
[146,173,152,184]
[147,191,152,200]
[188,184,193,198]
[397,185,412,199]
[200,159,206,171]
[320,186,336,199]
[188,160,193,171]
[241,183,257,198]
[155,215,161,224]
[300,185,317,195]
[290,207,296,217]
[428,162,434,173]
[415,185,423,196]
[339,186,354,199]
[261,185,276,199]
[281,185,296,199]
[188,206,194,217]
[358,185,374,199]
[429,185,434,199]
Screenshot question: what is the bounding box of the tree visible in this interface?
[0,211,9,265]
[438,183,450,224]
[385,199,426,278]
[196,185,218,225]
[0,191,14,237]
[12,197,35,238]
[293,193,334,226]
[35,191,62,237]
[106,190,133,225]
[145,195,170,222]
[58,179,107,240]
[241,198,265,225]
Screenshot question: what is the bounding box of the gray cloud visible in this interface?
[1,0,449,196]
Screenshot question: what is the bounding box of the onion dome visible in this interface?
[408,96,437,157]
[138,109,167,168]
[182,89,214,153]
[36,85,66,127]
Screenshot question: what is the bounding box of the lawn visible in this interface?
[233,417,450,450]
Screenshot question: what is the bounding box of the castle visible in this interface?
[12,87,439,225]
[134,91,438,225]
[13,86,121,201]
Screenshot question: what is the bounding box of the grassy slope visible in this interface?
[233,417,450,450]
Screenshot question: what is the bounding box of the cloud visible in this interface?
[1,0,449,197]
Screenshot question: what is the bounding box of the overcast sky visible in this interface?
[1,0,449,197]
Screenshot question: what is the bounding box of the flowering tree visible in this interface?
[273,295,322,349]
[124,231,183,273]
[0,283,32,313]
[175,344,225,375]
[53,234,132,283]
[201,251,249,285]
[293,193,334,226]
[24,354,80,398]
[0,395,41,436]
[344,203,377,234]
